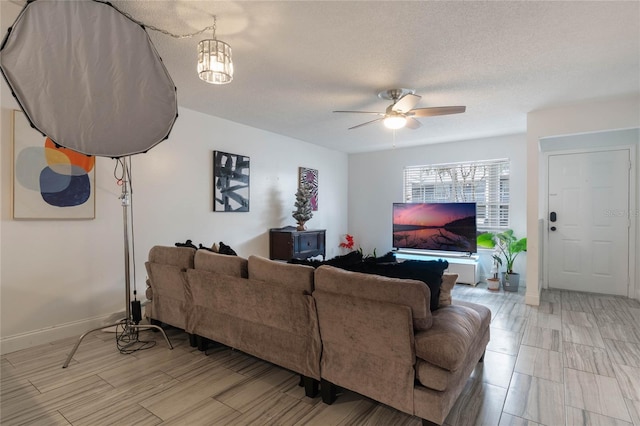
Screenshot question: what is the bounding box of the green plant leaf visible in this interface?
[513,237,527,252]
[476,232,495,248]
[479,229,526,274]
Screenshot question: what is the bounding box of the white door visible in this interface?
[547,149,630,296]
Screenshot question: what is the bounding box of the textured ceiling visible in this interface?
[4,1,640,153]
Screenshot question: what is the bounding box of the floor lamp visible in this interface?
[62,158,173,368]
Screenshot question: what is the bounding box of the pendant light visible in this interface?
[197,16,233,84]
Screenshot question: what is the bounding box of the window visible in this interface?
[403,159,510,230]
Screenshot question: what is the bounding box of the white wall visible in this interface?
[526,95,640,305]
[348,133,527,281]
[0,101,348,354]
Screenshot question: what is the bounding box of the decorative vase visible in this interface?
[296,223,306,231]
[487,278,500,291]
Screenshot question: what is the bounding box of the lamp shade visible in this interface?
[197,39,233,84]
[384,115,407,129]
[0,0,178,158]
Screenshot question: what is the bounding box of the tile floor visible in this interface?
[1,282,640,425]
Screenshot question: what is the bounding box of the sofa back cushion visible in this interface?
[347,260,447,311]
[248,255,315,294]
[314,265,433,330]
[148,245,195,269]
[195,250,248,278]
[185,269,322,379]
[439,273,458,307]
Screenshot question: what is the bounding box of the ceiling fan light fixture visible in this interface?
[197,17,233,84]
[384,115,407,129]
[334,88,466,131]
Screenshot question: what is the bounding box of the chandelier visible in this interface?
[197,17,233,84]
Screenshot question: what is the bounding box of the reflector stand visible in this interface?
[62,159,173,369]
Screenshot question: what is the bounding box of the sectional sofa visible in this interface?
[144,246,490,426]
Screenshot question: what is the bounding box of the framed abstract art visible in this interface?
[299,167,318,211]
[213,150,250,212]
[12,110,96,219]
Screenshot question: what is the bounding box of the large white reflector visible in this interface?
[0,0,178,157]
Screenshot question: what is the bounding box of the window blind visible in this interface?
[403,159,510,230]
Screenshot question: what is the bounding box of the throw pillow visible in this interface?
[362,251,397,264]
[218,241,238,256]
[324,250,364,268]
[175,239,197,249]
[289,250,363,268]
[349,260,447,311]
[439,273,458,307]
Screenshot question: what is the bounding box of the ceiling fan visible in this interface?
[334,88,466,130]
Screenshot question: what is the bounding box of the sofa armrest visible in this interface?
[144,261,189,329]
[414,304,483,372]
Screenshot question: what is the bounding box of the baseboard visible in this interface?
[525,280,542,306]
[0,311,124,355]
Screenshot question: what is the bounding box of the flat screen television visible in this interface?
[392,202,477,254]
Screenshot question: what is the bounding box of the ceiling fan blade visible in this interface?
[348,117,384,130]
[392,94,421,113]
[409,106,466,117]
[333,110,385,115]
[405,117,422,129]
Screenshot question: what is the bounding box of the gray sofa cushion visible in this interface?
[413,326,491,425]
[454,299,492,331]
[414,304,484,371]
[148,245,195,268]
[439,273,458,307]
[248,255,315,294]
[415,359,453,391]
[186,268,322,379]
[144,262,189,329]
[313,288,416,413]
[314,265,433,330]
[194,250,248,277]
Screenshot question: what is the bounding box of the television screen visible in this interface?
[392,202,477,253]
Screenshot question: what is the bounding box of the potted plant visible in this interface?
[477,229,527,292]
[292,183,313,230]
[486,247,501,291]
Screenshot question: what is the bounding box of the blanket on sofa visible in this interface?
[290,251,448,311]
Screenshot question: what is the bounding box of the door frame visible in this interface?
[542,145,637,298]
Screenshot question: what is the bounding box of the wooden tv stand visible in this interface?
[394,250,480,286]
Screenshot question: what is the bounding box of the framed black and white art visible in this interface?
[213,151,250,212]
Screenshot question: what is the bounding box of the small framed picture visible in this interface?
[299,167,318,211]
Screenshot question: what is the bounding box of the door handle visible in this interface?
[550,212,557,222]
[550,226,557,231]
